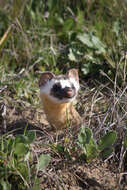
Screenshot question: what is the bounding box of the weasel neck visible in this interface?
[40,93,82,130]
[40,94,71,113]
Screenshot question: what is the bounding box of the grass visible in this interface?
[0,0,127,189]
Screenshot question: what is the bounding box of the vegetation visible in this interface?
[0,0,127,189]
[0,130,51,190]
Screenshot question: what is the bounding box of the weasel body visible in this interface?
[39,69,82,130]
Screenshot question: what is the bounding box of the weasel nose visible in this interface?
[64,87,74,98]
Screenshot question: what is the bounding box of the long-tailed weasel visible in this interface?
[39,69,82,130]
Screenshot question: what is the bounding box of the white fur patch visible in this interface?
[40,77,79,104]
[70,77,80,91]
[58,78,79,91]
[59,79,71,89]
[40,78,55,95]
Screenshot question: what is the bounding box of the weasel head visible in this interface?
[39,69,80,104]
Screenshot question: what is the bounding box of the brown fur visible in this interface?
[40,94,82,130]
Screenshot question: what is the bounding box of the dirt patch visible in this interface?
[38,159,118,190]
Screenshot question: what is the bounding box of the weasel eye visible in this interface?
[53,83,61,91]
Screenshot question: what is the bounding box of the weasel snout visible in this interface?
[51,83,76,100]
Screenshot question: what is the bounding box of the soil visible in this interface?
[0,91,127,190]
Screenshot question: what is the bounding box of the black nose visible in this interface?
[64,87,74,98]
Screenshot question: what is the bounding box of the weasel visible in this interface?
[39,69,82,130]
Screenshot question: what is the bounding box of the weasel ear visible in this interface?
[39,72,55,87]
[67,69,79,82]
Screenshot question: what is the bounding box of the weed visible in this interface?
[0,130,51,190]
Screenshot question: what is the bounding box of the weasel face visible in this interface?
[39,69,79,104]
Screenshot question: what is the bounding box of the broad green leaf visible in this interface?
[78,132,86,145]
[85,139,98,160]
[78,126,92,145]
[15,135,27,144]
[78,126,98,161]
[77,33,93,48]
[77,32,106,54]
[84,127,93,144]
[100,148,114,160]
[14,143,28,156]
[25,131,36,144]
[37,154,51,171]
[55,144,64,153]
[91,35,106,53]
[68,48,76,62]
[98,131,117,151]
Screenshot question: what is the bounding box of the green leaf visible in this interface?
[98,131,117,151]
[68,48,76,62]
[91,35,106,53]
[100,148,114,160]
[85,137,98,159]
[78,126,92,145]
[55,144,64,153]
[15,131,36,145]
[77,32,106,54]
[37,154,51,171]
[15,135,27,144]
[77,33,93,48]
[78,126,99,161]
[14,143,28,157]
[25,131,36,144]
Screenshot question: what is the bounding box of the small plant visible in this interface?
[78,126,117,161]
[0,130,51,190]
